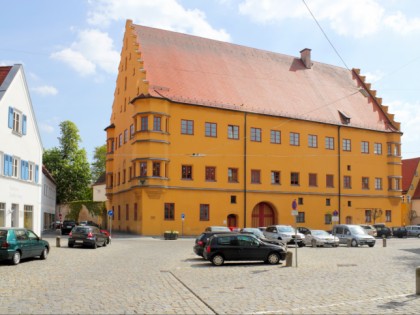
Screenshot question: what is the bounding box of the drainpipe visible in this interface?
[338,125,342,224]
[244,112,247,227]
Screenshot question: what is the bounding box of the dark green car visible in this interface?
[0,227,50,265]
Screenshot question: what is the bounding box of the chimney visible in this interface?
[300,48,312,69]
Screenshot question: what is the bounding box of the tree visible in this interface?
[91,144,106,183]
[43,121,92,204]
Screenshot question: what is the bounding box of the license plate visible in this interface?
[67,226,72,228]
[75,240,83,244]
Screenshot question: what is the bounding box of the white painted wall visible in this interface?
[41,171,57,230]
[0,65,43,235]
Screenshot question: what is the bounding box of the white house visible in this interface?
[42,165,57,230]
[0,64,43,235]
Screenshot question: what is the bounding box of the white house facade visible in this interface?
[0,64,43,235]
[42,166,57,230]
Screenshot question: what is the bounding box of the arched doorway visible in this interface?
[251,202,275,227]
[227,214,237,228]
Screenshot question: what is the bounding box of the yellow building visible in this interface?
[401,158,420,225]
[105,20,402,236]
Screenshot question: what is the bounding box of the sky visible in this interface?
[1,0,420,161]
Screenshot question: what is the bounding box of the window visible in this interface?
[119,134,123,147]
[231,195,237,204]
[205,166,216,181]
[181,165,192,179]
[343,139,351,151]
[291,172,299,185]
[348,201,352,207]
[326,198,331,206]
[250,128,261,142]
[385,210,391,222]
[228,168,238,183]
[324,214,332,225]
[374,143,382,155]
[130,124,135,139]
[228,125,239,139]
[124,129,128,143]
[326,174,334,188]
[24,205,33,229]
[298,197,304,205]
[365,210,372,223]
[0,202,5,226]
[375,178,382,190]
[126,204,129,220]
[152,162,160,177]
[309,173,317,187]
[308,135,317,148]
[8,107,27,135]
[290,132,299,146]
[296,212,305,223]
[181,120,194,135]
[362,177,369,189]
[251,170,261,184]
[164,203,175,220]
[141,116,148,131]
[205,122,217,137]
[153,116,161,131]
[325,137,334,150]
[271,171,280,184]
[140,162,147,176]
[123,169,126,183]
[344,176,351,189]
[200,204,210,221]
[361,141,369,154]
[270,130,281,144]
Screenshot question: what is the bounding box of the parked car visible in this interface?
[203,233,287,266]
[264,225,305,247]
[332,224,376,247]
[405,225,420,237]
[240,227,284,245]
[68,226,108,249]
[391,226,407,238]
[193,231,233,257]
[0,227,50,265]
[204,226,231,232]
[359,224,377,237]
[296,226,311,235]
[61,220,77,235]
[303,229,339,247]
[100,229,111,244]
[51,221,62,229]
[79,220,100,228]
[373,225,392,238]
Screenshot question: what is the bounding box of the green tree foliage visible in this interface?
[43,121,92,203]
[91,144,106,183]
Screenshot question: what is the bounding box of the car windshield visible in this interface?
[349,226,367,235]
[74,227,89,233]
[278,226,294,233]
[242,228,264,237]
[312,230,329,236]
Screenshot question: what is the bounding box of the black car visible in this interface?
[391,226,407,238]
[374,225,392,238]
[203,233,287,266]
[193,231,233,257]
[68,226,108,249]
[61,220,77,235]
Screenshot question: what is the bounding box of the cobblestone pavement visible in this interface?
[0,232,419,314]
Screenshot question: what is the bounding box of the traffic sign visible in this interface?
[181,213,185,220]
[333,210,339,216]
[292,199,297,210]
[291,210,298,216]
[108,210,114,216]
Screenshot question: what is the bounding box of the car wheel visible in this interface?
[211,254,224,266]
[92,241,97,249]
[351,239,358,247]
[68,242,74,248]
[40,248,49,260]
[11,251,21,265]
[368,243,375,247]
[267,253,280,265]
[103,239,107,247]
[298,242,305,247]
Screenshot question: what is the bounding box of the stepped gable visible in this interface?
[127,20,400,133]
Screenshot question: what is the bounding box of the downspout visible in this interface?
[338,125,341,224]
[244,112,247,227]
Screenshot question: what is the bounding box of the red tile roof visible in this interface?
[130,22,399,132]
[0,66,12,86]
[402,158,420,192]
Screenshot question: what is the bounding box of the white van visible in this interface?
[405,225,420,237]
[332,224,376,247]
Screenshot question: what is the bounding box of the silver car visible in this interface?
[303,229,339,247]
[263,225,305,247]
[332,224,376,247]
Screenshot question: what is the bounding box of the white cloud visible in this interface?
[238,0,420,38]
[50,29,119,76]
[87,0,231,41]
[31,85,58,96]
[38,122,55,134]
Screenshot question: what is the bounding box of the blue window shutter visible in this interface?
[8,107,13,129]
[22,115,27,135]
[3,155,8,175]
[8,155,13,176]
[35,165,39,183]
